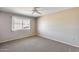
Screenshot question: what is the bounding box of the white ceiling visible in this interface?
[0,7,72,17]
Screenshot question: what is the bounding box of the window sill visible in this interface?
[11,29,31,32]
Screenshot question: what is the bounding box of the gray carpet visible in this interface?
[0,36,79,52]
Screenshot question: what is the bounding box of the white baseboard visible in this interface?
[0,35,35,43]
[38,33,79,48]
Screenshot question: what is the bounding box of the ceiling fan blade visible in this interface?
[32,11,35,14]
[36,11,41,14]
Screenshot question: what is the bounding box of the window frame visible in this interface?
[11,16,31,32]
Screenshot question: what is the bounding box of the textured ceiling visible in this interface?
[0,7,72,17]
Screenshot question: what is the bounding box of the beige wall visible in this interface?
[0,12,37,43]
[37,8,79,47]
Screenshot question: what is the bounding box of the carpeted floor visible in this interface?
[0,36,79,52]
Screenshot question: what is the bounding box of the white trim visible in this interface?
[38,33,79,48]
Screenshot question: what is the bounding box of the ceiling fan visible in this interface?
[32,7,41,15]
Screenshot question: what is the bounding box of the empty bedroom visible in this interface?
[0,7,79,52]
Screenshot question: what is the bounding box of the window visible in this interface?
[12,16,31,31]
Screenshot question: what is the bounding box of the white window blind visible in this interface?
[12,16,30,31]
